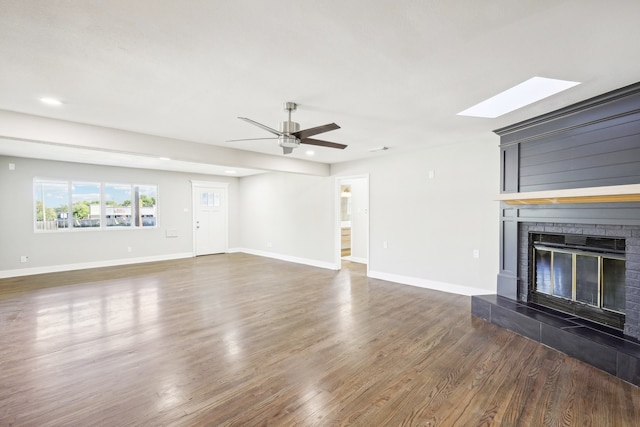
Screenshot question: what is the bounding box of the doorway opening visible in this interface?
[335,175,369,269]
[340,184,352,257]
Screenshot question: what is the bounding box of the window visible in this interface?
[33,179,158,232]
[72,182,101,228]
[34,180,69,230]
[135,185,157,227]
[105,183,132,227]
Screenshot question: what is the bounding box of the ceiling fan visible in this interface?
[229,102,347,155]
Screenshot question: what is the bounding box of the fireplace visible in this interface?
[529,231,626,329]
[472,82,640,386]
[473,221,640,386]
[518,222,640,338]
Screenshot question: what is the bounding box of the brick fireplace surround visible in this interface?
[471,82,640,387]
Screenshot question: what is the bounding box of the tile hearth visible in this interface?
[472,294,640,387]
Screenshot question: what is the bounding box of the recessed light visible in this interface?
[225,170,237,174]
[305,150,315,156]
[40,97,63,106]
[158,157,171,161]
[457,77,581,118]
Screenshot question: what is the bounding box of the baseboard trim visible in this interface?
[231,248,338,270]
[341,256,368,264]
[1,251,490,297]
[368,270,488,296]
[0,252,194,279]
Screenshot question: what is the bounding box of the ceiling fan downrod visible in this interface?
[279,102,300,148]
[283,101,297,115]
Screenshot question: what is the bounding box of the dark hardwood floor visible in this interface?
[1,253,639,426]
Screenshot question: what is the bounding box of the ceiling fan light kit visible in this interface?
[231,102,347,155]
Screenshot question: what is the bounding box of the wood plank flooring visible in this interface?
[1,253,639,426]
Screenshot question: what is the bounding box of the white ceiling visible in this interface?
[1,0,640,175]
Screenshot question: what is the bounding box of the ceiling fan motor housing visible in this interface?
[279,121,300,148]
[233,101,345,153]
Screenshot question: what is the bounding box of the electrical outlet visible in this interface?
[473,249,480,259]
[20,255,28,263]
[127,247,132,253]
[267,242,273,248]
[383,241,388,249]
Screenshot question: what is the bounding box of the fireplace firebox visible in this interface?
[529,232,626,329]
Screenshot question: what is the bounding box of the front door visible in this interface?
[192,182,228,256]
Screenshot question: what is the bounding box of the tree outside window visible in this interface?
[136,185,157,227]
[34,180,69,230]
[105,183,132,227]
[34,179,157,231]
[71,182,101,227]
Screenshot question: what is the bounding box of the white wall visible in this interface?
[235,137,500,295]
[332,139,500,295]
[2,134,500,296]
[0,155,240,276]
[237,172,336,268]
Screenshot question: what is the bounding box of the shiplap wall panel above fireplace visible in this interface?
[494,82,640,309]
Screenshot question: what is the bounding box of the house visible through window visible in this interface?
[72,182,101,228]
[105,183,132,227]
[33,179,158,231]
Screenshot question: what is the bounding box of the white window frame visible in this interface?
[33,178,159,232]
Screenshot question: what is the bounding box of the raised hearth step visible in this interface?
[472,294,640,387]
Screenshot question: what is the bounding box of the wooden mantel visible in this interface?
[496,184,640,205]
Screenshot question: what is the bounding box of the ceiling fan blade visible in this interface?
[238,117,282,136]
[226,137,279,142]
[300,138,347,150]
[292,123,340,140]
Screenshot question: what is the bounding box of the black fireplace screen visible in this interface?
[534,246,625,314]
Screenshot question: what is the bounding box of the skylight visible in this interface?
[457,77,580,118]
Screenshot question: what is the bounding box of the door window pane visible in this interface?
[200,191,220,207]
